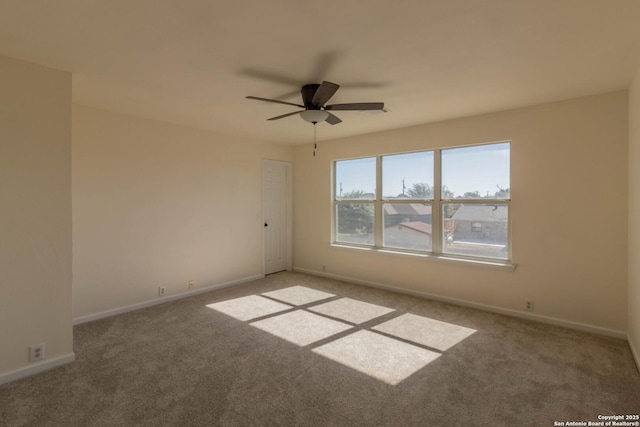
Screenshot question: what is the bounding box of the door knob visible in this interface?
[264,223,268,227]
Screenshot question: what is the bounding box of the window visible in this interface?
[441,143,510,260]
[333,142,511,263]
[335,157,375,245]
[382,151,434,252]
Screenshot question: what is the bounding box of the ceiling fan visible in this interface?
[246,81,384,125]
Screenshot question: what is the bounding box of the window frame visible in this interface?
[380,151,434,253]
[332,142,513,268]
[333,156,377,249]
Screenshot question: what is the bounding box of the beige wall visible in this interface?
[629,68,640,366]
[0,56,73,376]
[72,105,292,319]
[294,91,628,334]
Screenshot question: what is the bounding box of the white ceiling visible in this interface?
[1,0,640,145]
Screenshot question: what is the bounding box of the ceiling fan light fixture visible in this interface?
[300,109,329,123]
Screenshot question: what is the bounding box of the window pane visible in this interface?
[336,203,374,245]
[336,157,376,200]
[442,203,509,260]
[442,143,510,199]
[382,151,434,199]
[383,203,432,251]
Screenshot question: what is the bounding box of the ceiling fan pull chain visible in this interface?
[313,123,317,157]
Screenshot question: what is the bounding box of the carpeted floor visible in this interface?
[1,272,639,426]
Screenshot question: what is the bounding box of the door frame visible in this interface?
[262,159,293,275]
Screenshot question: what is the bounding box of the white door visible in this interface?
[262,160,291,275]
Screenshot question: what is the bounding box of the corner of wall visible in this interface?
[628,66,640,373]
[0,54,73,382]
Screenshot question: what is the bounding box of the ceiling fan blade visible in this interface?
[325,112,342,125]
[267,111,303,121]
[325,102,384,111]
[246,96,304,108]
[312,81,340,106]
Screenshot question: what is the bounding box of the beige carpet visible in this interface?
[1,272,639,426]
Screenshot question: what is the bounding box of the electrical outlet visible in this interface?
[525,300,534,311]
[188,280,195,289]
[158,287,166,297]
[29,343,44,362]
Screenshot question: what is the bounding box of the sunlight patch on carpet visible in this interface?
[206,295,292,321]
[312,330,441,385]
[261,286,335,305]
[308,298,395,324]
[206,285,478,385]
[372,313,476,351]
[250,310,352,346]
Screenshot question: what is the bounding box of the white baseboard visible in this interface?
[628,335,640,374]
[73,274,264,325]
[0,353,75,386]
[294,267,627,340]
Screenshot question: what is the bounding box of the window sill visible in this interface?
[329,243,517,272]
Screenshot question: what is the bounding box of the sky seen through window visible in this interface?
[336,143,510,198]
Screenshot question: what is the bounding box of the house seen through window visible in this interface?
[334,142,511,262]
